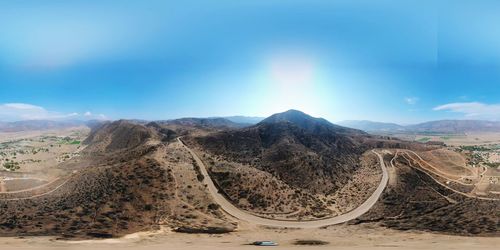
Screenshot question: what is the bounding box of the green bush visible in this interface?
[3,160,20,171]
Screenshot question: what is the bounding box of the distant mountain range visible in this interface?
[338,120,500,134]
[0,120,95,132]
[130,116,264,128]
[0,117,257,133]
[160,117,245,129]
[212,116,262,125]
[3,116,500,135]
[1,109,494,238]
[338,120,405,133]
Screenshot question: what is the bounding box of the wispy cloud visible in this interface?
[0,103,107,121]
[83,111,106,119]
[433,102,500,119]
[404,97,419,105]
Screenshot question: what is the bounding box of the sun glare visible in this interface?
[270,53,314,88]
[261,52,328,117]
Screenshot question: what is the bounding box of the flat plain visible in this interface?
[1,224,500,250]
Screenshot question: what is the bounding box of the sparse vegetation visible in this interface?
[484,162,500,168]
[0,114,497,241]
[2,160,20,171]
[357,152,499,236]
[460,145,489,151]
[191,158,205,182]
[417,137,431,142]
[207,203,220,210]
[294,240,329,245]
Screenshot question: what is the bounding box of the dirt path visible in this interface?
[0,177,59,194]
[2,225,499,250]
[0,174,73,201]
[178,138,389,228]
[0,178,6,192]
[400,151,499,201]
[388,150,400,186]
[406,150,475,182]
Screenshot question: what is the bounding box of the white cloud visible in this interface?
[84,111,107,120]
[3,103,45,111]
[433,102,500,119]
[0,103,107,121]
[404,97,419,105]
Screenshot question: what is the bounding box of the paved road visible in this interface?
[178,138,389,228]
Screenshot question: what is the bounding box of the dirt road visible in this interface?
[178,138,389,228]
[0,175,73,201]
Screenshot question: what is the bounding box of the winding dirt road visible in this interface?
[178,138,389,228]
[0,175,73,201]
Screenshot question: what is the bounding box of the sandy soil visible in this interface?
[0,126,89,143]
[0,127,88,191]
[1,127,497,249]
[389,132,500,146]
[181,138,389,228]
[1,223,498,250]
[0,126,88,172]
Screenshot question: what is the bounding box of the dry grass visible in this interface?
[418,149,473,176]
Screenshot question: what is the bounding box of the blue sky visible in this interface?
[1,0,499,123]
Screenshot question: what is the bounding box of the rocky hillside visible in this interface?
[161,118,245,129]
[355,151,499,236]
[83,120,178,153]
[190,110,369,194]
[185,110,429,218]
[0,121,234,239]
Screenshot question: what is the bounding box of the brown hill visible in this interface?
[0,121,234,239]
[184,110,428,219]
[355,151,499,236]
[161,117,245,129]
[83,120,156,152]
[260,109,363,135]
[83,120,178,154]
[189,110,368,194]
[2,114,477,238]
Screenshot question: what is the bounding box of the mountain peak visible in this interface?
[260,109,326,125]
[259,110,362,135]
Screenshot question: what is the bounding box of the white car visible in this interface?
[252,241,279,246]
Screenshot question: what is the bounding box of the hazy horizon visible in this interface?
[2,108,500,127]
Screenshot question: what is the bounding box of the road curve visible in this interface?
[0,176,73,201]
[178,138,389,228]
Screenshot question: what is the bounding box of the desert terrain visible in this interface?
[0,127,89,193]
[3,0,499,248]
[390,132,500,146]
[0,112,498,250]
[1,224,500,250]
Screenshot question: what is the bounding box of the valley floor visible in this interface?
[1,223,499,250]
